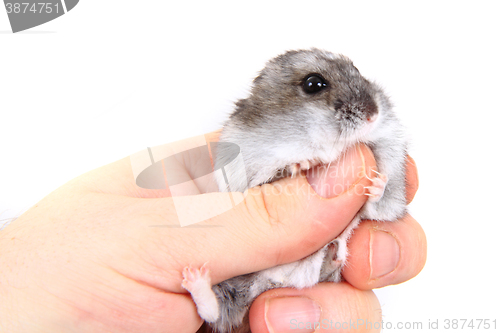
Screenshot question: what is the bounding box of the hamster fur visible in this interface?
[181,49,408,333]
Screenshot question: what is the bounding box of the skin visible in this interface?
[0,131,425,333]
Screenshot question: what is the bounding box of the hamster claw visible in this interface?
[287,163,301,177]
[364,171,388,203]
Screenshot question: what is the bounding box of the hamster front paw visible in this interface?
[182,263,220,323]
[365,170,388,202]
[361,169,406,221]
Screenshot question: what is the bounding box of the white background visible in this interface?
[1,1,499,331]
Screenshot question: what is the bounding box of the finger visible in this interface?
[405,155,419,204]
[102,144,377,292]
[342,214,427,290]
[248,282,382,333]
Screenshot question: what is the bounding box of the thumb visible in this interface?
[161,144,377,285]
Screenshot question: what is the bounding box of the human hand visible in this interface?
[0,131,424,333]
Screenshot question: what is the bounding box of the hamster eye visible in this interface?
[302,74,327,94]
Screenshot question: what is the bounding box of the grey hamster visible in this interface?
[182,48,408,333]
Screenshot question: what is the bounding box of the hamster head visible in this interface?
[230,48,390,145]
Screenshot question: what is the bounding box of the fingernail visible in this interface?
[265,297,321,333]
[370,229,400,279]
[306,145,366,198]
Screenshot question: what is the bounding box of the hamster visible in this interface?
[181,48,408,333]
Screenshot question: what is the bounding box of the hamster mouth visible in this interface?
[285,159,322,177]
[267,159,329,184]
[267,144,366,190]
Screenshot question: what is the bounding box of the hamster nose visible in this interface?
[334,98,378,121]
[366,113,378,123]
[364,100,378,121]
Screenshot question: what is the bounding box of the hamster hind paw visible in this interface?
[182,263,220,323]
[331,237,348,282]
[320,237,348,283]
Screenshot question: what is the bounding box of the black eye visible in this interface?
[302,74,327,94]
